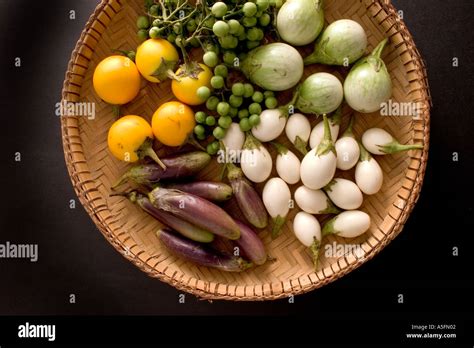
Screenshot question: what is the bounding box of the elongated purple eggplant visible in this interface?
[157,228,252,272]
[227,163,268,229]
[124,191,214,243]
[112,151,211,189]
[165,181,233,202]
[149,187,240,240]
[234,220,267,265]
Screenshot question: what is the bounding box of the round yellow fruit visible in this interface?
[152,101,195,147]
[93,56,141,105]
[135,39,179,83]
[172,63,212,105]
[107,115,153,162]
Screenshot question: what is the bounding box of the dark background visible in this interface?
[0,0,473,325]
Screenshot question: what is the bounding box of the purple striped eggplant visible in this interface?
[112,151,211,189]
[149,187,240,240]
[234,220,267,265]
[165,181,233,202]
[157,228,252,272]
[124,191,214,243]
[227,163,268,229]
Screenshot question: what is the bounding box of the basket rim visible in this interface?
[60,0,431,301]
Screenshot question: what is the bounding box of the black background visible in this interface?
[0,0,473,343]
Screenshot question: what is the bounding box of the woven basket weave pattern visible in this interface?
[61,0,430,300]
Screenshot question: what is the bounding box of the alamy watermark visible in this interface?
[0,241,38,262]
[55,100,96,120]
[380,100,422,119]
[324,241,365,259]
[18,322,55,342]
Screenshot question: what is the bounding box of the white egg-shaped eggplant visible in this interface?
[301,148,337,190]
[362,127,423,155]
[241,134,272,183]
[324,178,363,210]
[222,123,245,154]
[251,109,287,142]
[300,115,337,190]
[355,142,383,195]
[293,212,321,247]
[285,113,311,155]
[335,115,359,170]
[335,137,360,170]
[322,210,371,238]
[273,143,301,184]
[262,177,292,238]
[293,212,322,268]
[294,186,339,215]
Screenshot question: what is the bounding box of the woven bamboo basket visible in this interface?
[61,0,431,300]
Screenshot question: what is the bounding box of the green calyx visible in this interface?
[243,132,263,151]
[270,142,289,156]
[293,136,308,155]
[136,138,167,169]
[323,179,337,192]
[322,215,339,237]
[358,141,372,162]
[226,161,244,181]
[151,57,180,81]
[238,258,254,271]
[378,141,424,154]
[303,37,330,65]
[316,114,336,156]
[366,38,389,72]
[271,215,286,239]
[113,49,136,62]
[177,60,204,80]
[319,198,340,215]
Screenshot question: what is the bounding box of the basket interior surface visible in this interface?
[61,0,430,300]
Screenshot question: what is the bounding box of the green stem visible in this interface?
[316,114,336,156]
[378,141,423,154]
[271,215,286,239]
[279,87,300,116]
[270,142,289,155]
[136,138,167,169]
[331,104,343,126]
[293,136,308,155]
[322,215,338,237]
[358,141,372,162]
[342,115,355,138]
[187,134,206,151]
[371,38,389,59]
[111,172,131,190]
[223,9,244,20]
[112,105,121,118]
[310,237,321,270]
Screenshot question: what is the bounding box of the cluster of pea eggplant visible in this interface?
[222,105,423,268]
